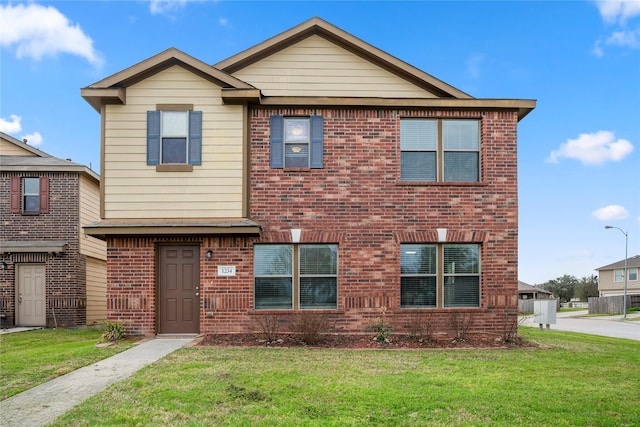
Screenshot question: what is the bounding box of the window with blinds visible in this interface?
[400,118,479,182]
[254,244,338,310]
[400,243,480,308]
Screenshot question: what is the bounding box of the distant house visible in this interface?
[82,17,535,338]
[518,281,553,300]
[0,132,106,328]
[596,255,640,297]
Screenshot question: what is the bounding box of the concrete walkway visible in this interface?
[521,310,640,341]
[0,338,194,427]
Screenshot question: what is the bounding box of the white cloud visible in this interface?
[596,0,640,24]
[0,114,22,133]
[593,1,640,55]
[0,3,102,66]
[22,132,43,146]
[606,28,640,47]
[149,0,189,15]
[218,17,228,26]
[592,205,630,221]
[546,130,634,165]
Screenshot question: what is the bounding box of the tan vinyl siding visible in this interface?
[232,35,436,98]
[85,256,107,325]
[103,65,244,219]
[79,175,106,260]
[0,138,38,156]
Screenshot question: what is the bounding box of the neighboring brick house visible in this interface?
[82,18,535,338]
[0,132,106,328]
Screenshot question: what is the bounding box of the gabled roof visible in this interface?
[215,17,471,100]
[1,131,51,157]
[81,17,535,120]
[81,48,258,112]
[597,255,640,270]
[518,281,552,294]
[1,132,99,182]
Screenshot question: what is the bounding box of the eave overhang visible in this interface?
[1,240,67,255]
[255,96,536,121]
[83,219,262,240]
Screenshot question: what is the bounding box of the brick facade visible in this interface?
[106,106,520,338]
[0,172,86,327]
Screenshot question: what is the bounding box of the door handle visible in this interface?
[195,292,200,297]
[19,294,23,303]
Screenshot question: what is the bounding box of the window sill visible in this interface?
[156,164,193,172]
[397,181,487,187]
[252,309,342,314]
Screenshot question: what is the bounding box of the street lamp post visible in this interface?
[605,226,628,318]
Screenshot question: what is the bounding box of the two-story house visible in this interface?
[596,255,640,297]
[82,17,535,338]
[0,132,106,328]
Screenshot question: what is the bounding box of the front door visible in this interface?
[17,264,46,326]
[158,245,200,334]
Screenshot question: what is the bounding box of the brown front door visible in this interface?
[158,245,200,334]
[17,264,46,326]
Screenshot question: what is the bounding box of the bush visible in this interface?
[290,312,332,345]
[253,315,281,343]
[101,320,126,342]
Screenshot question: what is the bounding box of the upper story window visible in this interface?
[401,243,480,308]
[270,115,324,169]
[254,244,338,310]
[400,119,479,182]
[614,269,624,282]
[146,108,202,166]
[629,268,638,281]
[10,176,49,215]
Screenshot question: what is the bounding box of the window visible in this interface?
[270,115,324,168]
[254,244,337,310]
[629,268,638,281]
[10,176,49,215]
[401,118,479,182]
[401,243,480,308]
[614,269,624,282]
[147,109,202,165]
[23,178,40,213]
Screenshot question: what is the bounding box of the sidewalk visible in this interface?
[0,337,194,427]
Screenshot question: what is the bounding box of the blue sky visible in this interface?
[1,0,638,284]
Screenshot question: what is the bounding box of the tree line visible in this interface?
[539,275,599,302]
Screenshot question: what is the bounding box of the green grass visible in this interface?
[50,328,640,427]
[0,328,135,399]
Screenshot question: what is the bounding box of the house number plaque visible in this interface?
[217,266,236,276]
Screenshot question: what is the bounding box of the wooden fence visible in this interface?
[518,298,559,314]
[588,295,640,314]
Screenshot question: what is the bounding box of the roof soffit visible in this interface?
[214,17,472,100]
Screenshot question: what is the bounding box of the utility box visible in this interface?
[533,299,557,330]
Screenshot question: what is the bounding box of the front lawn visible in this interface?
[0,328,135,399]
[50,328,640,426]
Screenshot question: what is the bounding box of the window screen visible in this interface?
[23,178,40,213]
[400,244,437,307]
[299,245,338,309]
[400,119,437,181]
[443,244,480,307]
[254,245,293,309]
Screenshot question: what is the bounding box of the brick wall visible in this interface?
[0,172,86,327]
[247,107,520,337]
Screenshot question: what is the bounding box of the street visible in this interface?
[521,310,640,341]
